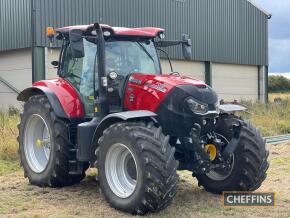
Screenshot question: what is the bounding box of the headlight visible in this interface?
[186,97,208,114]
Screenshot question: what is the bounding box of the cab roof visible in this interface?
[56,24,164,38]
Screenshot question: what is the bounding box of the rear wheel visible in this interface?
[97,122,179,214]
[196,115,269,194]
[18,95,88,187]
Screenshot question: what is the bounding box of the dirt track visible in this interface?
[0,144,290,218]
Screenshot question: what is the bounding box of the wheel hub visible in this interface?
[24,114,51,173]
[204,144,217,161]
[205,134,235,181]
[35,138,50,148]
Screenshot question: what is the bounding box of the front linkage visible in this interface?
[188,122,241,176]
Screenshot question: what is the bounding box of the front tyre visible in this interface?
[196,115,269,194]
[97,122,179,214]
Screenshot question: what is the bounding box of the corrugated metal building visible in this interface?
[0,0,270,108]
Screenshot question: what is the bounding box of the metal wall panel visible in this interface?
[1,0,269,65]
[0,0,31,51]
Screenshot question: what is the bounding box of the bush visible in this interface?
[241,100,290,136]
[269,75,290,93]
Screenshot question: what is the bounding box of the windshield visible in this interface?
[79,39,161,83]
[105,40,161,75]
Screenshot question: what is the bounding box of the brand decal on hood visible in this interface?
[144,81,167,93]
[129,76,142,85]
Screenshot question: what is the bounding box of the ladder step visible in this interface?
[69,160,77,164]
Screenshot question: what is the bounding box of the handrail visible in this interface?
[0,76,20,94]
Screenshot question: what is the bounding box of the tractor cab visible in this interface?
[54,24,191,116]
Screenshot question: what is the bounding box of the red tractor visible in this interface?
[17,23,269,214]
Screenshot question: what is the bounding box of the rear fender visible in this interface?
[17,78,85,119]
[17,86,68,118]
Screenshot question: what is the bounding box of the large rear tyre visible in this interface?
[97,122,179,214]
[18,95,88,187]
[196,115,269,194]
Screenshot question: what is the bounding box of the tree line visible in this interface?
[268,75,290,93]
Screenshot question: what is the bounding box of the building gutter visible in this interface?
[247,0,272,19]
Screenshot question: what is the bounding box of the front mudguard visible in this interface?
[220,104,247,114]
[76,110,157,164]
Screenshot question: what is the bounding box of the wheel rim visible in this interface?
[206,133,235,181]
[105,143,138,198]
[24,114,51,173]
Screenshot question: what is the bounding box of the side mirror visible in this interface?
[69,29,85,58]
[182,34,192,60]
[51,61,59,68]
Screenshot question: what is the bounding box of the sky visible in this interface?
[254,0,290,73]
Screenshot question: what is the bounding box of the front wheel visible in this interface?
[96,122,179,214]
[196,115,269,194]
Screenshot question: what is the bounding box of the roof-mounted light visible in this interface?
[103,31,111,37]
[91,30,96,35]
[46,27,55,38]
[159,32,165,39]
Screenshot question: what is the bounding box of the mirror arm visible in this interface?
[154,40,182,48]
[155,40,191,48]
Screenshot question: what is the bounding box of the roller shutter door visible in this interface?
[212,63,258,101]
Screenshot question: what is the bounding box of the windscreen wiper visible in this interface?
[137,42,155,63]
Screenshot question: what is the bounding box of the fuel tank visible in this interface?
[124,73,219,137]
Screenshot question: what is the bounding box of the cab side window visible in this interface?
[61,44,84,91]
[61,40,97,116]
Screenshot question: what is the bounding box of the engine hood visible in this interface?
[128,73,207,90]
[124,73,211,112]
[124,73,219,137]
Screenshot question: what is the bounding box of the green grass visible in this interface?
[0,109,19,161]
[240,99,290,136]
[0,160,20,176]
[271,157,290,164]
